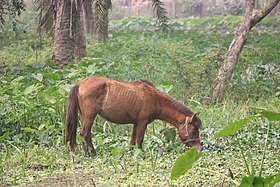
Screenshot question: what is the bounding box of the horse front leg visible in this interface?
[135,120,149,149]
[129,124,137,150]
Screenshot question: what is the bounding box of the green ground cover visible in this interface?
[0,15,279,186]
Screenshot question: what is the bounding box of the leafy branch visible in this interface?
[213,109,280,186]
[35,0,54,37]
[94,0,112,42]
[152,0,169,33]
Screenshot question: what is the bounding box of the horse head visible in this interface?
[178,113,203,152]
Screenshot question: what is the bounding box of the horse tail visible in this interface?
[65,84,79,150]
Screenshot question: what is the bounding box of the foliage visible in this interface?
[0,15,279,186]
[0,0,25,25]
[170,147,202,180]
[152,0,169,33]
[35,0,54,37]
[214,109,280,186]
[214,110,280,139]
[95,0,112,42]
[110,16,280,34]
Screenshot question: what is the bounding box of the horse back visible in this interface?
[101,79,159,123]
[77,76,159,124]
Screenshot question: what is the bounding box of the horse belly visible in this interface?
[99,108,135,124]
[99,86,143,124]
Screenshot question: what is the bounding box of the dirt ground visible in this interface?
[24,173,101,187]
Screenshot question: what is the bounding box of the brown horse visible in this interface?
[65,76,203,156]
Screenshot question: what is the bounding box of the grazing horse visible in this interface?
[65,76,203,156]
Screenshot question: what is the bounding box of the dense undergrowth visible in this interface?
[0,14,279,186]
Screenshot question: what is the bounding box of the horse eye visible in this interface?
[192,129,197,134]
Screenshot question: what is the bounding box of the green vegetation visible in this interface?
[0,15,279,186]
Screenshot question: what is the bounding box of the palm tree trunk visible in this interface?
[53,0,74,67]
[83,0,95,36]
[73,0,86,61]
[54,0,86,67]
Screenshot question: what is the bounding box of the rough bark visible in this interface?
[73,0,86,61]
[210,0,280,102]
[53,0,86,67]
[83,0,95,35]
[53,0,74,67]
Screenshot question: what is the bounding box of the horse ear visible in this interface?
[191,113,200,122]
[192,113,201,128]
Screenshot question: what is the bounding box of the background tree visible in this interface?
[94,0,112,42]
[36,0,85,67]
[36,0,169,65]
[83,0,95,36]
[210,0,280,102]
[152,0,169,32]
[0,0,25,35]
[53,0,85,67]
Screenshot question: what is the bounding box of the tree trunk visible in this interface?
[54,0,86,67]
[210,0,280,102]
[53,0,74,67]
[83,0,95,36]
[73,0,86,61]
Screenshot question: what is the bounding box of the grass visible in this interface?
[1,97,279,186]
[0,15,279,186]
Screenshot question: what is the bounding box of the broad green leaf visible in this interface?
[170,147,202,180]
[38,124,45,131]
[213,118,251,138]
[47,125,54,131]
[239,175,254,187]
[158,82,174,94]
[45,95,56,104]
[43,71,61,80]
[0,132,12,142]
[97,138,104,145]
[264,176,274,186]
[11,76,24,85]
[32,73,43,82]
[252,177,264,187]
[86,64,97,75]
[266,172,280,187]
[239,173,280,187]
[23,85,38,95]
[59,84,72,93]
[188,99,203,107]
[258,111,280,121]
[160,80,174,86]
[21,127,35,133]
[111,148,119,157]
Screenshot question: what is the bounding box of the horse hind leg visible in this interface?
[80,112,97,156]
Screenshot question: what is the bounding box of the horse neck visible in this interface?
[156,93,193,129]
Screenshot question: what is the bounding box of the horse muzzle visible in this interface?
[184,138,203,153]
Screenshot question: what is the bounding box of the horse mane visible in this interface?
[136,79,155,87]
[150,85,194,116]
[136,79,193,116]
[161,93,193,115]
